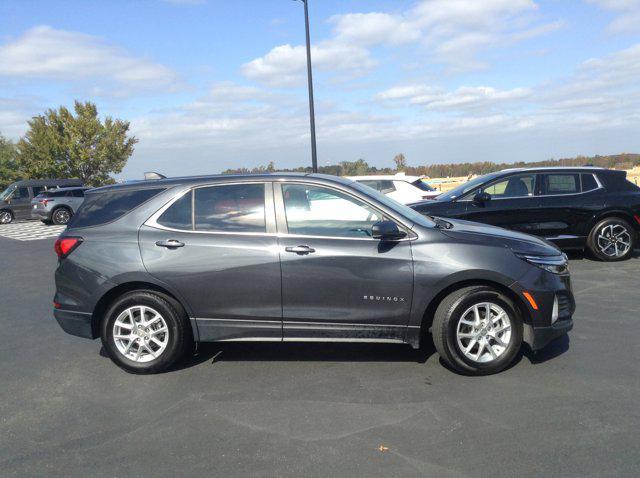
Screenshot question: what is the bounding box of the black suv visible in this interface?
[411,167,640,261]
[53,174,574,375]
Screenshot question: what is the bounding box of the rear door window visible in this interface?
[194,184,266,233]
[358,180,396,194]
[543,174,580,195]
[69,188,165,228]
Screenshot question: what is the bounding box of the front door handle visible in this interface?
[285,245,316,255]
[156,239,185,249]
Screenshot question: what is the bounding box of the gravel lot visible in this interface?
[1,235,639,477]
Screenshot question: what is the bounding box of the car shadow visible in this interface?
[100,334,569,374]
[168,339,437,371]
[522,334,571,364]
[565,249,640,261]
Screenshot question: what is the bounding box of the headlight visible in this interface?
[515,253,568,274]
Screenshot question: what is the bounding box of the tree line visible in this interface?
[222,153,640,178]
[0,101,136,189]
[2,100,639,190]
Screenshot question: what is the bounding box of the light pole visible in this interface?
[294,0,318,173]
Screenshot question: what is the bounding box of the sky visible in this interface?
[1,0,639,179]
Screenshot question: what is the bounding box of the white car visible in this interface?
[347,173,440,204]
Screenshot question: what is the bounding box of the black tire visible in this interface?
[587,217,636,262]
[51,206,72,225]
[0,209,13,224]
[100,290,193,374]
[432,286,523,375]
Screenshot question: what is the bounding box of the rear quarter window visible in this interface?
[68,188,165,228]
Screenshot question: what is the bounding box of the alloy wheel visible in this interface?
[456,302,512,363]
[53,209,71,225]
[0,211,12,224]
[112,306,169,363]
[597,224,631,258]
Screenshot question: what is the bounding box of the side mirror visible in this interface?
[473,192,491,206]
[372,220,407,241]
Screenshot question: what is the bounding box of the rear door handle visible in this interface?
[156,239,185,248]
[285,245,316,255]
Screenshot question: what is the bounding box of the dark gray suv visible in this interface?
[53,174,574,375]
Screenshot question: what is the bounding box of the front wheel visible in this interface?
[587,217,635,261]
[101,291,193,374]
[0,210,13,224]
[432,286,523,375]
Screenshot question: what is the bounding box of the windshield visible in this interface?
[435,172,503,201]
[352,181,436,228]
[411,179,436,192]
[0,185,15,201]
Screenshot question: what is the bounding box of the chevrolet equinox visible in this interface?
[53,174,574,375]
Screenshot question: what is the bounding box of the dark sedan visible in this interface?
[411,167,640,261]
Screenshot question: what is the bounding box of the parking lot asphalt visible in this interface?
[1,234,639,477]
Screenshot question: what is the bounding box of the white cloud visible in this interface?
[244,0,562,86]
[375,85,437,101]
[376,85,532,112]
[586,0,640,33]
[0,26,179,92]
[329,12,421,47]
[241,42,375,88]
[0,98,40,139]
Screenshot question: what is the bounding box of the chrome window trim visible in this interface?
[456,172,604,201]
[274,180,417,240]
[145,181,276,236]
[145,178,418,241]
[457,172,539,202]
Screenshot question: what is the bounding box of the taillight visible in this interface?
[39,199,54,206]
[634,215,640,226]
[54,237,83,259]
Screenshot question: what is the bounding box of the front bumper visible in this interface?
[511,265,575,350]
[524,317,573,350]
[54,309,96,339]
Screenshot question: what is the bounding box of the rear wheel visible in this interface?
[587,217,635,261]
[432,286,523,375]
[101,291,192,374]
[52,207,72,225]
[0,210,13,224]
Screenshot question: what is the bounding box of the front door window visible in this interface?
[282,184,384,238]
[481,174,536,199]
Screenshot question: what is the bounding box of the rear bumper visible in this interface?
[31,208,50,220]
[54,309,96,339]
[524,318,573,351]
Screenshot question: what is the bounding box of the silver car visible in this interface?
[31,187,88,225]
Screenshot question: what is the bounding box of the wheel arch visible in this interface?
[0,207,14,220]
[418,279,531,341]
[51,204,73,220]
[589,209,638,233]
[91,281,198,341]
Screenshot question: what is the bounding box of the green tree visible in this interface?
[0,133,24,189]
[339,158,371,176]
[16,101,137,186]
[393,153,407,171]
